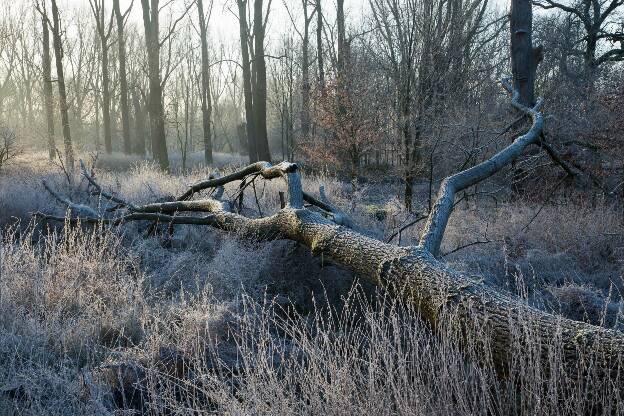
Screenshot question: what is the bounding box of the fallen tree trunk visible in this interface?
[229,209,624,379]
[38,82,624,382]
[38,163,624,381]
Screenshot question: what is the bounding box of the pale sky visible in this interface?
[6,0,509,52]
[16,0,368,45]
[8,0,507,47]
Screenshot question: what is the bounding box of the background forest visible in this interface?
[0,0,624,414]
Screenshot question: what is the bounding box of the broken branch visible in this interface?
[177,161,298,201]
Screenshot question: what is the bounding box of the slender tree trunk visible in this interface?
[91,0,114,154]
[288,85,294,159]
[300,4,312,144]
[510,0,541,194]
[132,88,146,156]
[95,89,101,151]
[101,36,112,154]
[237,0,257,162]
[198,0,213,165]
[316,0,325,92]
[336,0,346,77]
[184,80,190,170]
[141,0,169,170]
[402,93,414,212]
[50,0,74,171]
[334,0,348,150]
[252,0,271,161]
[114,0,132,155]
[41,11,55,160]
[281,103,286,160]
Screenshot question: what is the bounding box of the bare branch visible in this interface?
[532,0,588,24]
[386,214,428,244]
[34,211,219,228]
[177,161,298,201]
[159,0,197,47]
[441,239,492,257]
[302,185,355,228]
[419,79,544,257]
[42,180,100,218]
[79,160,137,211]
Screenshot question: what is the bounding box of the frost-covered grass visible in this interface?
[0,151,622,414]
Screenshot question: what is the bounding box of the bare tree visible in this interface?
[89,0,115,154]
[534,0,624,84]
[0,12,17,121]
[40,2,55,159]
[167,21,199,171]
[284,0,317,144]
[0,126,20,171]
[90,33,103,152]
[197,0,214,165]
[64,9,96,149]
[141,0,165,167]
[269,35,296,160]
[369,0,421,211]
[370,0,494,211]
[210,40,246,154]
[252,0,272,162]
[140,0,194,170]
[236,0,257,162]
[235,0,272,162]
[47,0,74,170]
[113,0,133,155]
[336,0,347,77]
[132,86,147,156]
[316,0,325,92]
[14,9,39,135]
[126,25,147,155]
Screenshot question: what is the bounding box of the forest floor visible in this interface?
[0,151,623,414]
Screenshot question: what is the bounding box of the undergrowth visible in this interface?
[0,152,623,414]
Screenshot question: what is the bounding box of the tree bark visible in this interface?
[252,0,271,162]
[510,0,536,106]
[50,0,74,171]
[197,0,213,165]
[194,205,624,380]
[141,0,170,171]
[41,8,55,160]
[402,92,415,213]
[237,0,257,163]
[113,0,132,155]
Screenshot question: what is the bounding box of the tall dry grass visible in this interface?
[1,223,622,414]
[0,152,623,414]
